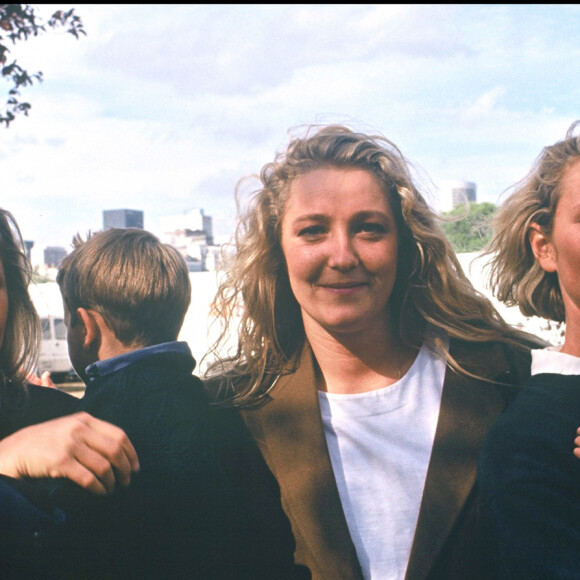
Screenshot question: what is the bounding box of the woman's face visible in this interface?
[0,258,8,352]
[537,159,580,322]
[280,167,399,338]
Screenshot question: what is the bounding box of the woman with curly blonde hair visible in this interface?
[478,120,580,578]
[204,123,539,579]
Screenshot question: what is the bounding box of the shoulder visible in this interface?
[14,385,78,431]
[503,373,580,419]
[81,357,207,420]
[112,350,203,389]
[449,337,533,386]
[479,373,580,482]
[203,370,259,405]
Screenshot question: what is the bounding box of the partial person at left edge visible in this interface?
[0,208,139,578]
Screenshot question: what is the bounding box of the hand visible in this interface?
[575,427,580,460]
[26,370,56,388]
[0,412,140,495]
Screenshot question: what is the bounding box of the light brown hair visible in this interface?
[57,228,191,347]
[483,120,580,322]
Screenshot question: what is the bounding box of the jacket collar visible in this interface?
[243,343,364,577]
[405,339,520,579]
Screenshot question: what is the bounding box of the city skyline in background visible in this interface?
[29,206,222,273]
[26,176,478,271]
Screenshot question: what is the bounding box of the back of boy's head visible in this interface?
[57,228,191,347]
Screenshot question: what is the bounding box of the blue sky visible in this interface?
[1,3,579,249]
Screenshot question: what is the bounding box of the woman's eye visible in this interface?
[358,222,386,234]
[297,225,326,237]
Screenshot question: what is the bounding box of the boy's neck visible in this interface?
[98,341,142,362]
[96,325,147,362]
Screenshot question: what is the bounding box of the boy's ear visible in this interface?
[76,307,101,350]
[528,222,557,273]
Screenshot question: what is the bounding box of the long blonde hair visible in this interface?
[205,124,537,406]
[483,120,580,322]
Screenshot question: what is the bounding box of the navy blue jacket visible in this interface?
[478,373,580,579]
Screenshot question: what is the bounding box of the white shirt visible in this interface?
[318,331,449,580]
[531,346,580,376]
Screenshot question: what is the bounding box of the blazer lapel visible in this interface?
[405,341,522,580]
[242,344,364,579]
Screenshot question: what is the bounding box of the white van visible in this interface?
[28,282,76,382]
[38,314,76,382]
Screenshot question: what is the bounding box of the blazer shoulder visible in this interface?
[449,338,532,388]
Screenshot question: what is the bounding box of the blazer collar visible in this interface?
[405,339,524,579]
[243,343,364,578]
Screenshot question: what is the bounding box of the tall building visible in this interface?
[24,240,34,261]
[103,209,144,229]
[159,208,213,245]
[159,208,218,271]
[438,180,477,212]
[44,246,67,268]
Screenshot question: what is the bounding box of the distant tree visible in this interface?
[0,4,85,127]
[440,201,497,253]
[32,264,52,284]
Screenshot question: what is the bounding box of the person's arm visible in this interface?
[575,426,580,459]
[0,412,140,495]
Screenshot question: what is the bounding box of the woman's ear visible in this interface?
[528,222,557,273]
[76,307,100,350]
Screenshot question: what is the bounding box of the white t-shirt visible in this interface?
[531,345,580,375]
[318,331,448,580]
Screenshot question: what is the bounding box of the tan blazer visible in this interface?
[240,338,531,580]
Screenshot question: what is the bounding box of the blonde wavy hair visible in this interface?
[204,124,537,406]
[0,208,40,415]
[483,120,580,323]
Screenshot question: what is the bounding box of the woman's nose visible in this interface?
[327,234,358,270]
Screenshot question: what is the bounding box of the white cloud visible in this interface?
[461,87,507,123]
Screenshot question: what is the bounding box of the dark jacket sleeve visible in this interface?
[478,374,580,580]
[0,474,65,580]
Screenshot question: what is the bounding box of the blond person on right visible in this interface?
[478,120,580,579]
